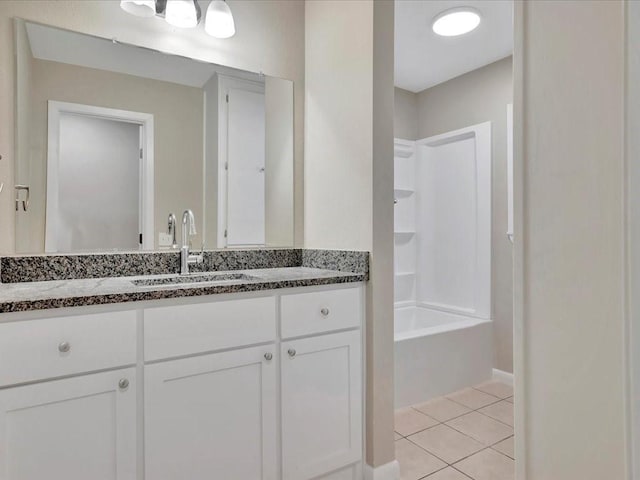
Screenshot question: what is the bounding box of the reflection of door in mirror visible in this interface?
[217,76,266,248]
[45,102,154,253]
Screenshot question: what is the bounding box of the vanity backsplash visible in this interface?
[0,249,369,284]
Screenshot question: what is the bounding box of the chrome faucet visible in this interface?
[180,209,203,275]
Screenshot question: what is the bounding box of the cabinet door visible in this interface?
[0,368,137,480]
[145,345,277,480]
[281,330,362,480]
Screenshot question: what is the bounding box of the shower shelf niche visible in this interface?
[394,138,417,307]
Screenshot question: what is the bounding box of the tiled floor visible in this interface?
[395,381,514,480]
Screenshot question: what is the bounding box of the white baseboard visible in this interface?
[492,368,514,386]
[364,460,400,480]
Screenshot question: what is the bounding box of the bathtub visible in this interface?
[394,306,493,408]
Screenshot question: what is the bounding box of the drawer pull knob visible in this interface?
[320,308,330,316]
[58,341,71,353]
[119,378,130,390]
[264,352,273,361]
[287,348,296,357]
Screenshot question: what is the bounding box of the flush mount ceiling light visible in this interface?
[120,0,157,17]
[120,0,236,38]
[432,7,481,37]
[205,0,236,38]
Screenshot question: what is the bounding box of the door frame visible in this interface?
[45,101,154,252]
[414,121,492,320]
[216,75,266,248]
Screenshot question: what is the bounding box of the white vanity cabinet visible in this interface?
[144,345,278,480]
[281,330,362,480]
[0,368,138,480]
[0,283,364,480]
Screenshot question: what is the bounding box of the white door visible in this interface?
[281,330,362,480]
[226,87,266,246]
[145,345,277,480]
[54,113,140,251]
[0,368,137,480]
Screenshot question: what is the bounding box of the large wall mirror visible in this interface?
[14,19,294,254]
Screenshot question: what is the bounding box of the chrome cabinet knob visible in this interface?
[287,348,296,357]
[264,352,273,361]
[58,341,71,353]
[118,378,129,390]
[320,308,330,316]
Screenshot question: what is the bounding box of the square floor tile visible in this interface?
[492,436,514,459]
[447,388,500,410]
[395,407,439,436]
[413,397,472,422]
[425,467,470,479]
[396,438,447,480]
[408,424,484,464]
[454,448,514,480]
[395,431,403,440]
[505,396,514,403]
[446,412,513,445]
[474,381,513,399]
[478,400,514,427]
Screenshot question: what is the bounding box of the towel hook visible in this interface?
[15,185,30,212]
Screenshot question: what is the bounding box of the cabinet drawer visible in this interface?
[0,311,137,387]
[144,296,276,361]
[280,287,361,339]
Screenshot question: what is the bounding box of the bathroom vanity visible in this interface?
[0,250,367,480]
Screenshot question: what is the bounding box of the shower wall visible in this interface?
[393,56,513,372]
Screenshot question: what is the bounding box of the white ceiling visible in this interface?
[395,0,513,93]
[25,22,262,88]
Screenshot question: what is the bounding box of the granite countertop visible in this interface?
[0,267,366,313]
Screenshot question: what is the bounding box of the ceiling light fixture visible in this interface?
[120,0,157,17]
[120,0,236,38]
[432,7,481,37]
[205,0,236,39]
[165,0,201,28]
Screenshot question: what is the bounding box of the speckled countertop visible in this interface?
[0,267,366,313]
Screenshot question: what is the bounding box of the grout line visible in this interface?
[474,406,515,428]
[471,385,513,399]
[403,435,453,467]
[397,386,515,476]
[450,462,478,479]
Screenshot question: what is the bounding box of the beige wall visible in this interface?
[515,1,627,478]
[629,0,640,475]
[265,76,294,246]
[0,0,305,254]
[305,0,395,469]
[20,58,204,252]
[393,87,418,141]
[415,57,514,373]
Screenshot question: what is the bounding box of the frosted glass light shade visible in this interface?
[166,0,199,28]
[205,0,236,39]
[432,8,481,37]
[120,0,156,17]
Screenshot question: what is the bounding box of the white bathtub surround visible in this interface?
[364,460,401,480]
[394,123,493,408]
[394,307,492,408]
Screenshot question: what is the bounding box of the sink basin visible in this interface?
[131,272,255,287]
